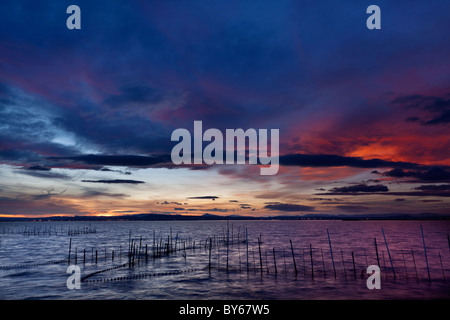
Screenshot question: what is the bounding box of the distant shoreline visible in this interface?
[1,212,449,222]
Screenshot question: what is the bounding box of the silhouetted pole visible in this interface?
[153,230,156,258]
[382,228,396,279]
[439,252,445,282]
[374,238,380,268]
[411,249,418,280]
[421,224,431,282]
[351,251,356,279]
[258,238,263,275]
[128,230,131,256]
[68,238,72,265]
[209,238,212,273]
[401,249,408,279]
[226,229,230,273]
[246,228,249,272]
[273,248,278,274]
[341,249,347,278]
[289,239,297,275]
[321,248,326,278]
[327,229,336,278]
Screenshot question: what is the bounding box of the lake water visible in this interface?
[0,220,449,300]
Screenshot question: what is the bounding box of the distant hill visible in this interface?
[0,212,448,222]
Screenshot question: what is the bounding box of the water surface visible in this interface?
[0,220,449,300]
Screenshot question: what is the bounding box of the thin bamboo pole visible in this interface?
[273,248,278,274]
[289,239,297,275]
[258,238,263,275]
[374,238,380,268]
[68,238,72,265]
[209,238,212,273]
[341,249,347,278]
[382,228,396,279]
[321,248,326,278]
[420,224,431,282]
[439,251,445,282]
[327,229,336,278]
[246,228,249,273]
[402,249,408,279]
[351,251,356,279]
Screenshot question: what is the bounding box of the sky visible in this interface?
[0,0,449,218]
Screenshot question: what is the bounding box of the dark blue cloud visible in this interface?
[383,167,450,182]
[329,184,389,193]
[187,196,219,200]
[264,202,315,212]
[81,179,145,184]
[279,153,420,169]
[393,93,450,125]
[48,154,171,167]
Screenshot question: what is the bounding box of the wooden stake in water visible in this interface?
[411,249,418,280]
[401,249,408,279]
[289,239,297,275]
[420,224,431,282]
[169,227,172,252]
[321,248,326,278]
[237,238,241,271]
[341,249,347,278]
[327,229,336,278]
[374,238,380,268]
[382,228,396,279]
[438,251,446,282]
[68,238,72,265]
[246,228,249,273]
[351,251,356,279]
[128,230,132,256]
[153,230,156,258]
[273,248,278,274]
[258,238,263,275]
[226,228,230,273]
[209,237,212,273]
[309,243,314,280]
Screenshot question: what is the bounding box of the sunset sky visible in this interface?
[0,0,449,218]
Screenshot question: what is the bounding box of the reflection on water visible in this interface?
[0,220,449,299]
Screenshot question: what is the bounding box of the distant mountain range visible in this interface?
[0,212,448,222]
